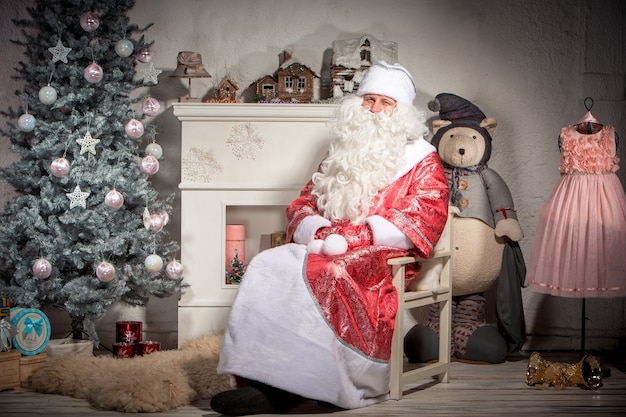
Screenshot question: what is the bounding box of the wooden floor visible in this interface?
[1,351,625,416]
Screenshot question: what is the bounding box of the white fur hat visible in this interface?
[357,61,417,105]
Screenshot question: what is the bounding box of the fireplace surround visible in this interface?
[173,103,336,344]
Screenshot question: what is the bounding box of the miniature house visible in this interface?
[331,34,398,98]
[253,50,319,103]
[216,76,239,102]
[205,75,240,103]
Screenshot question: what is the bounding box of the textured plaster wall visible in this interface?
[0,0,624,351]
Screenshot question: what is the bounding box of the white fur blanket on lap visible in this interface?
[30,334,231,413]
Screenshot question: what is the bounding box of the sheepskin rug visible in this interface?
[30,334,232,413]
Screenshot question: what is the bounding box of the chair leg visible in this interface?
[389,263,405,400]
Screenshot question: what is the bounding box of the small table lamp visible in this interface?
[170,51,212,102]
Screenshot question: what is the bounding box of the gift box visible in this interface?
[0,296,10,321]
[0,350,21,390]
[45,338,93,358]
[19,352,47,387]
[115,321,142,356]
[10,307,51,356]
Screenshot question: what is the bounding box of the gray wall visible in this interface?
[1,0,624,351]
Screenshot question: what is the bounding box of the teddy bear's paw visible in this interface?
[495,218,524,242]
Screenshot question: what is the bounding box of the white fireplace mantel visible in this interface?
[173,103,337,344]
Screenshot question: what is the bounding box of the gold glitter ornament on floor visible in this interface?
[525,351,603,389]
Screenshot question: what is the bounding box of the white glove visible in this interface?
[306,234,348,256]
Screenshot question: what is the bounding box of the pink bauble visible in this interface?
[140,155,159,175]
[96,261,116,282]
[32,258,52,279]
[144,254,163,273]
[84,62,103,83]
[148,213,164,232]
[165,259,184,280]
[125,118,144,139]
[80,12,99,32]
[157,209,170,226]
[135,47,153,63]
[50,157,71,177]
[142,97,161,116]
[104,189,124,210]
[145,142,163,159]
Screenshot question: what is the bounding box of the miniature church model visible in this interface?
[331,34,398,99]
[253,50,319,103]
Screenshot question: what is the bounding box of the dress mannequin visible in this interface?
[526,97,626,352]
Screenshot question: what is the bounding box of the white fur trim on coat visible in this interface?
[393,138,436,182]
[293,214,331,245]
[366,215,413,249]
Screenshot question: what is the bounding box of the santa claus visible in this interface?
[213,61,449,415]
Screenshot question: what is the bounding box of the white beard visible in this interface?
[312,96,425,224]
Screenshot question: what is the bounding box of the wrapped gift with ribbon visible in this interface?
[9,308,51,356]
[0,318,18,352]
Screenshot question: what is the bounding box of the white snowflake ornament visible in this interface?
[227,122,265,160]
[182,146,222,183]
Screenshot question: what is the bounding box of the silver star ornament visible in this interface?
[76,131,100,155]
[48,39,72,64]
[66,185,90,209]
[142,63,162,85]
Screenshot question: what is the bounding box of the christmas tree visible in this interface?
[0,0,184,345]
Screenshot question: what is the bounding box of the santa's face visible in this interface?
[311,95,407,223]
[360,94,397,114]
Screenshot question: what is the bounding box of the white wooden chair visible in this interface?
[388,207,455,399]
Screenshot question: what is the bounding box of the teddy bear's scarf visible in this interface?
[443,164,486,209]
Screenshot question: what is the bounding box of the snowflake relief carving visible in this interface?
[182,146,222,183]
[227,122,265,160]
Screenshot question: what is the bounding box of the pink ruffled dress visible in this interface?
[525,125,626,298]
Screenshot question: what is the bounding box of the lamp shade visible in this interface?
[170,51,211,78]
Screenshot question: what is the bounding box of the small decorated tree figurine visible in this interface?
[225,249,246,284]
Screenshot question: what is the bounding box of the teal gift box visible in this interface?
[10,307,51,356]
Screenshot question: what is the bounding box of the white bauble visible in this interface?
[144,254,163,272]
[18,113,36,132]
[115,39,134,57]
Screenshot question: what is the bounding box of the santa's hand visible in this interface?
[323,234,348,256]
[306,235,348,255]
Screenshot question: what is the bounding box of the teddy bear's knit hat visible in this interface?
[431,93,486,125]
[429,92,493,165]
[357,61,417,105]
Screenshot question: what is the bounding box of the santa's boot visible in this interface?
[453,294,507,363]
[404,301,455,363]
